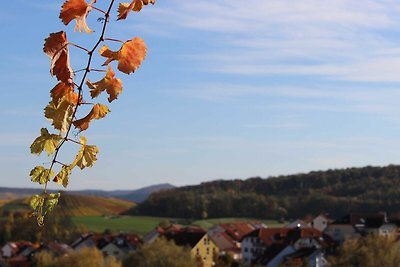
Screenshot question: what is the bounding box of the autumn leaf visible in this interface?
[60,0,94,33]
[44,193,61,215]
[99,37,147,74]
[87,66,123,102]
[30,166,54,184]
[44,99,74,132]
[51,82,79,105]
[30,128,62,156]
[117,0,155,20]
[30,194,45,211]
[73,104,110,131]
[71,136,99,169]
[53,166,71,188]
[43,31,67,57]
[43,32,73,84]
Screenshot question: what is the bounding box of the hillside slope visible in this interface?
[132,165,400,219]
[1,193,135,217]
[0,183,174,203]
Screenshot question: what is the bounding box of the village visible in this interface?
[1,211,397,267]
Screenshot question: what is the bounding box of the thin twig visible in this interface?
[43,0,116,194]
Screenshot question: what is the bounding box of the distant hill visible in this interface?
[0,183,175,203]
[116,183,176,202]
[131,165,400,220]
[1,193,135,217]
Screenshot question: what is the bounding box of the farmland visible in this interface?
[71,215,285,236]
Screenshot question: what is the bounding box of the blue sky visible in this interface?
[2,0,400,190]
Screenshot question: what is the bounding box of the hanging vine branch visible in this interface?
[28,0,155,226]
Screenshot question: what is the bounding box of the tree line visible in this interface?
[132,165,400,219]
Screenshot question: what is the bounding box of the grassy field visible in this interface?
[71,216,286,236]
[192,217,286,229]
[71,215,172,236]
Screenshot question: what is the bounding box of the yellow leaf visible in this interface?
[71,136,99,169]
[99,37,147,74]
[30,128,62,156]
[73,104,110,131]
[44,99,74,132]
[53,166,71,188]
[30,194,44,211]
[44,193,61,215]
[87,66,123,102]
[30,166,54,184]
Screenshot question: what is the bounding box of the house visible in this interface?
[164,227,219,267]
[241,229,266,265]
[281,247,329,267]
[208,222,256,261]
[209,231,241,260]
[253,227,331,267]
[286,219,310,229]
[100,242,126,260]
[43,241,72,257]
[70,232,142,260]
[70,233,98,250]
[143,224,182,244]
[324,212,387,243]
[100,233,142,260]
[1,242,33,259]
[0,242,36,267]
[311,214,329,232]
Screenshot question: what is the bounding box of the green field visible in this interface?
[192,217,286,229]
[71,216,286,236]
[71,216,172,236]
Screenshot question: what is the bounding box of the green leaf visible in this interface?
[54,165,71,188]
[29,194,45,227]
[29,194,44,210]
[44,193,61,215]
[71,136,99,170]
[30,128,62,156]
[44,99,74,132]
[30,166,54,184]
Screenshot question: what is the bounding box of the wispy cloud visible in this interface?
[137,0,400,81]
[243,122,307,130]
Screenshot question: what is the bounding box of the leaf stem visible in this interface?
[69,43,91,53]
[66,138,83,145]
[92,6,106,14]
[103,37,124,43]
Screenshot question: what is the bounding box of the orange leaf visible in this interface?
[73,104,110,131]
[117,0,155,20]
[99,38,147,75]
[50,82,80,105]
[43,32,74,84]
[60,0,94,33]
[87,66,123,102]
[43,31,67,57]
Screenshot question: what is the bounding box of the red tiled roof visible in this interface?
[259,228,322,246]
[219,223,255,241]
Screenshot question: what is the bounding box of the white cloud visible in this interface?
[139,0,400,81]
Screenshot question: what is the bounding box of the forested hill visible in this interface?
[132,165,400,219]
